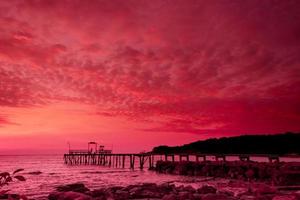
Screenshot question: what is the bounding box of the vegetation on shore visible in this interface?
[152,132,300,155]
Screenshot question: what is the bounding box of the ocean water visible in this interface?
[1,155,299,199]
[0,155,221,199]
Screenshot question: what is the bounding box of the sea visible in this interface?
[0,155,299,199]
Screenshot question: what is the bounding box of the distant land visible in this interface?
[152,132,300,155]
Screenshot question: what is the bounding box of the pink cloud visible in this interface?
[0,0,300,152]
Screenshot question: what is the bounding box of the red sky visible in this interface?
[0,0,300,154]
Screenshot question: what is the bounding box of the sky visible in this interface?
[0,0,300,154]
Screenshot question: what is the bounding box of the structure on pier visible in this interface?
[68,141,112,154]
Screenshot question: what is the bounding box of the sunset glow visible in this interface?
[0,0,300,153]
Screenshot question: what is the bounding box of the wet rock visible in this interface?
[201,193,237,200]
[162,194,177,200]
[218,190,234,196]
[48,191,93,200]
[134,189,161,198]
[154,161,300,185]
[178,191,193,200]
[128,184,162,199]
[27,171,42,175]
[197,185,217,194]
[86,188,107,198]
[158,183,176,193]
[113,190,130,200]
[272,194,298,200]
[183,185,196,193]
[251,184,277,195]
[106,186,123,193]
[0,194,21,200]
[276,171,300,186]
[239,195,257,200]
[56,183,90,193]
[193,193,202,200]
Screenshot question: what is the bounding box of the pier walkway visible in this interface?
[63,152,300,169]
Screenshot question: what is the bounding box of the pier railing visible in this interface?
[63,152,300,170]
[69,149,112,154]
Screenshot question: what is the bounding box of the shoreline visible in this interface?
[1,159,300,199]
[25,181,300,199]
[152,160,300,186]
[3,181,299,200]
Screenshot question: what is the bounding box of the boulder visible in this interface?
[48,191,93,200]
[251,184,277,195]
[113,190,130,200]
[27,171,42,175]
[0,194,21,200]
[272,195,298,200]
[201,193,237,200]
[178,191,191,200]
[86,188,106,198]
[56,183,90,193]
[162,194,177,200]
[197,185,217,194]
[239,195,257,200]
[183,185,196,193]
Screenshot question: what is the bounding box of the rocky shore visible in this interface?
[1,181,299,199]
[153,161,300,186]
[1,161,299,199]
[47,182,300,200]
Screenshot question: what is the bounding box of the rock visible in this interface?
[0,194,21,200]
[251,184,277,195]
[218,190,234,196]
[142,183,158,189]
[272,195,298,200]
[129,185,162,199]
[113,190,130,200]
[158,183,176,193]
[86,188,107,198]
[162,194,177,200]
[183,185,196,193]
[176,185,185,192]
[201,193,237,200]
[48,191,93,200]
[27,171,42,175]
[139,190,161,198]
[193,193,202,200]
[56,183,90,193]
[239,195,257,200]
[178,191,190,200]
[106,186,124,193]
[197,185,217,194]
[275,171,300,186]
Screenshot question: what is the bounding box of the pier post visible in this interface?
[130,155,135,169]
[108,155,111,167]
[122,155,125,168]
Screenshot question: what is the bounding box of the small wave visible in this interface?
[80,170,130,174]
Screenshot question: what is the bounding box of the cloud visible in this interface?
[0,0,300,135]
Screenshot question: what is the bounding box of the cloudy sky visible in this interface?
[0,0,299,153]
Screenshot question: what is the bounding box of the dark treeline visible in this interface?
[152,132,300,155]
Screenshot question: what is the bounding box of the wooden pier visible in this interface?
[64,153,155,169]
[63,152,300,169]
[64,141,300,169]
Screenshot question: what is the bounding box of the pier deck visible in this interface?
[63,152,300,169]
